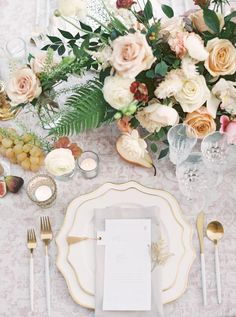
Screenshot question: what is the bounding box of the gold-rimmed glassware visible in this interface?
[26,174,57,208]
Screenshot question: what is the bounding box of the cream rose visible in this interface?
[175,75,210,113]
[109,32,156,78]
[103,75,134,110]
[45,148,75,176]
[7,67,42,105]
[184,106,216,139]
[58,0,87,19]
[136,101,179,133]
[204,38,236,77]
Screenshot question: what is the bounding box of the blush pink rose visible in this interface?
[220,115,236,144]
[7,67,42,105]
[168,32,188,58]
[109,32,156,78]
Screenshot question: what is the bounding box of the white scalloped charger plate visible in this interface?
[56,182,195,308]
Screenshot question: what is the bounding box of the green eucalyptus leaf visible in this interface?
[161,5,174,18]
[158,147,169,160]
[144,0,153,20]
[203,9,220,34]
[146,69,155,78]
[150,143,158,153]
[155,61,168,76]
[225,11,236,23]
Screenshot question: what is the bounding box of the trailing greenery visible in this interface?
[49,80,115,136]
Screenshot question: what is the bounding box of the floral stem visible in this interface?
[60,15,100,38]
[87,14,111,32]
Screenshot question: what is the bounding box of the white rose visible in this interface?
[212,78,236,115]
[45,148,75,176]
[7,67,42,105]
[109,32,156,78]
[103,76,134,110]
[159,17,185,38]
[175,75,210,113]
[136,101,179,133]
[184,33,208,61]
[204,38,236,77]
[58,0,87,19]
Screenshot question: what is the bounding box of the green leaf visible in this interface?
[161,5,174,18]
[146,69,155,78]
[58,45,66,56]
[50,81,109,136]
[158,147,169,160]
[150,143,158,153]
[41,44,50,51]
[75,32,81,39]
[80,22,93,32]
[203,9,220,34]
[144,0,153,20]
[58,29,74,39]
[225,11,236,23]
[28,53,34,62]
[47,35,62,43]
[155,61,168,76]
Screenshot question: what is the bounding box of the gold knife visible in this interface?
[197,211,207,306]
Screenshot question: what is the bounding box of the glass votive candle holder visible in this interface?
[77,151,99,179]
[26,174,57,208]
[6,37,27,64]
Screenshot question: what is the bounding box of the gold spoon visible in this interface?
[206,221,224,304]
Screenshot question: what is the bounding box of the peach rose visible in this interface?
[204,38,236,77]
[184,106,216,139]
[7,67,42,105]
[109,32,156,78]
[220,115,236,144]
[191,10,224,34]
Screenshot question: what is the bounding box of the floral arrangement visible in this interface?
[5,0,236,166]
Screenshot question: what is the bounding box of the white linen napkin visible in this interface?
[94,206,164,317]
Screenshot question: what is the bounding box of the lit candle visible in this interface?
[80,158,97,171]
[78,151,99,179]
[35,185,52,202]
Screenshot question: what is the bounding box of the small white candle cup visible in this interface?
[26,174,57,208]
[77,151,99,179]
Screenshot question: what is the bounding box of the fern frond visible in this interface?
[49,80,115,136]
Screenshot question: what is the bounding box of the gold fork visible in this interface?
[27,229,37,312]
[40,216,53,317]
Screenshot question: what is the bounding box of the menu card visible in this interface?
[98,219,151,311]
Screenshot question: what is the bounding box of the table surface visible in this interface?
[1,1,236,316]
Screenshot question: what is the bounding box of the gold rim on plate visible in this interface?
[56,181,195,308]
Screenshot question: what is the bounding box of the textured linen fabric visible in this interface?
[0,1,236,316]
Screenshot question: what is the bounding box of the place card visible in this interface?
[100,219,151,311]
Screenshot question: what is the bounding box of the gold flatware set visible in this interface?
[27,216,53,315]
[197,212,224,305]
